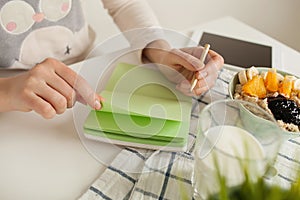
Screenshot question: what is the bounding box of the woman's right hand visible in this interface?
[0,58,103,119]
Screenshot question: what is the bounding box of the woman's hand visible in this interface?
[0,58,103,119]
[142,40,224,96]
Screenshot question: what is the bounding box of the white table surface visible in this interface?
[0,16,299,200]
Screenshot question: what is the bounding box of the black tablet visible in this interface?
[199,32,272,68]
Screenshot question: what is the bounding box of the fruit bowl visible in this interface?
[228,67,300,139]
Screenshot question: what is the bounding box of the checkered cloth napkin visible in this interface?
[79,68,300,200]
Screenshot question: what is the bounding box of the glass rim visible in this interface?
[197,99,282,162]
[200,99,278,124]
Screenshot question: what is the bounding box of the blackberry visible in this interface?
[268,95,300,126]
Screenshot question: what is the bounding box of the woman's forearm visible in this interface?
[142,39,172,63]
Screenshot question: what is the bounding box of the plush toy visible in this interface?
[0,0,94,68]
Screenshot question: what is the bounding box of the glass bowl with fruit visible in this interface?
[228,66,300,138]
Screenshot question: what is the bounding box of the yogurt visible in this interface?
[193,125,267,199]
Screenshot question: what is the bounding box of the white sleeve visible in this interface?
[101,0,165,55]
[101,0,160,31]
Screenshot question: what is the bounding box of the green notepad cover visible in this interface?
[83,63,192,149]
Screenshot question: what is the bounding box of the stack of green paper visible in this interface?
[83,63,192,151]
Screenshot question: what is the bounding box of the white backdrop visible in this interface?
[82,0,300,52]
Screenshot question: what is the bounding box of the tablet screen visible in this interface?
[199,32,272,68]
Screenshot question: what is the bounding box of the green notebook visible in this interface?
[83,63,192,151]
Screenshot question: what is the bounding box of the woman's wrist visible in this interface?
[142,39,171,63]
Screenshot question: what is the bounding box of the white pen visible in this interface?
[190,44,210,92]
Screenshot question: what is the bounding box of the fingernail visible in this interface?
[94,100,102,110]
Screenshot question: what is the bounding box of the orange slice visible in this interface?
[265,69,278,92]
[279,75,294,98]
[242,75,266,98]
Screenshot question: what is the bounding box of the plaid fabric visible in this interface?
[79,68,300,200]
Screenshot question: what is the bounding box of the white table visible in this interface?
[0,17,299,200]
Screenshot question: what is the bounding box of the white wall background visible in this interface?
[82,0,300,52]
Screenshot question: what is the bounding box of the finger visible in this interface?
[52,61,103,110]
[195,50,223,80]
[35,82,67,115]
[176,85,194,96]
[46,73,76,108]
[205,49,224,71]
[181,47,224,70]
[25,92,56,119]
[176,80,194,96]
[179,69,194,82]
[196,70,208,80]
[193,85,210,96]
[193,75,217,96]
[170,49,204,71]
[197,77,212,89]
[180,46,204,58]
[73,78,102,110]
[76,93,86,105]
[76,93,105,106]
